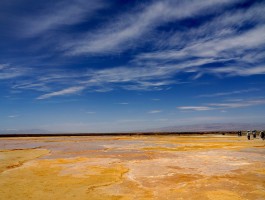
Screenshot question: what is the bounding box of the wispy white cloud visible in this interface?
[177,98,265,111]
[138,25,265,62]
[22,0,108,37]
[33,60,196,99]
[12,82,50,92]
[62,0,239,55]
[192,25,265,59]
[4,0,265,100]
[0,64,28,80]
[134,2,265,78]
[148,110,162,114]
[118,102,129,105]
[8,115,19,118]
[154,2,265,49]
[177,106,213,111]
[0,64,6,70]
[198,88,259,98]
[209,99,265,109]
[24,55,262,99]
[37,86,85,99]
[136,24,265,77]
[208,65,265,77]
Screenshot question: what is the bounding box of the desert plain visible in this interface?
[0,135,264,200]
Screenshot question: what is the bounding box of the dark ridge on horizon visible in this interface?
[0,131,239,137]
[1,123,264,136]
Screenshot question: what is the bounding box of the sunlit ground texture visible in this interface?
[0,136,264,200]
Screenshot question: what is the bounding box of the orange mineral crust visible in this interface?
[0,136,264,200]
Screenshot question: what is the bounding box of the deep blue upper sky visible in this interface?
[0,0,265,132]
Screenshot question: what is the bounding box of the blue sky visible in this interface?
[0,0,265,133]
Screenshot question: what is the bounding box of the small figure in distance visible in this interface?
[252,130,257,139]
[239,130,242,136]
[260,131,264,140]
[247,130,251,140]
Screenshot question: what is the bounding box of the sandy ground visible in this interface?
[0,135,264,200]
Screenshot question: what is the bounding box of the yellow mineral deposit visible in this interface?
[0,136,264,200]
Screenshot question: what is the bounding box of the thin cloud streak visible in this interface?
[2,1,265,100]
[0,64,28,80]
[35,56,211,98]
[178,106,213,111]
[118,102,129,105]
[37,86,85,99]
[8,115,19,118]
[62,0,239,55]
[198,89,259,98]
[136,24,265,78]
[21,0,108,37]
[149,110,162,114]
[1,1,265,133]
[134,2,265,79]
[178,98,265,111]
[15,57,265,99]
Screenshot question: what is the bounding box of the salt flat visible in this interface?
[0,136,264,200]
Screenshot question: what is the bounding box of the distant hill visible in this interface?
[1,123,264,135]
[0,129,50,134]
[144,123,265,132]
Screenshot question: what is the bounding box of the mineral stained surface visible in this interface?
[0,136,264,200]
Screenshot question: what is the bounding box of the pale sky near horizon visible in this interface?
[0,0,265,133]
